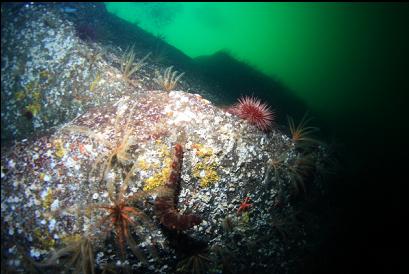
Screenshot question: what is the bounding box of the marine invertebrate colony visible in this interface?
[237,197,252,215]
[231,96,275,131]
[176,248,212,274]
[39,235,95,274]
[154,144,202,230]
[154,66,185,92]
[287,112,319,146]
[120,45,151,81]
[95,186,152,264]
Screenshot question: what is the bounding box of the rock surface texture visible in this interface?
[1,3,331,274]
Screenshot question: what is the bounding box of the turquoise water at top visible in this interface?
[105,3,408,121]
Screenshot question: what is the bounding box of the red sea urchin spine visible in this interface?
[154,144,202,230]
[233,96,275,131]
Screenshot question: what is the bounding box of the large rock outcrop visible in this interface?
[1,3,330,274]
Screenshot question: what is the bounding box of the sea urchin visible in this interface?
[232,96,275,131]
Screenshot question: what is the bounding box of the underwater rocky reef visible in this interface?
[1,3,333,274]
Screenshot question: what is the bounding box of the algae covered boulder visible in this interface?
[1,89,329,273]
[1,3,331,274]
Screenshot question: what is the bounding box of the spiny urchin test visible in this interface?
[232,96,275,131]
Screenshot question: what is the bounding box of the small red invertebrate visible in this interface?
[78,143,87,155]
[237,197,252,215]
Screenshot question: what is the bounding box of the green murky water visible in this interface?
[105,3,407,117]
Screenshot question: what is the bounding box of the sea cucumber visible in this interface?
[154,144,202,230]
